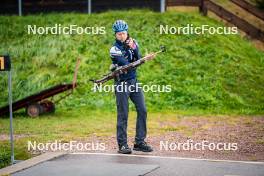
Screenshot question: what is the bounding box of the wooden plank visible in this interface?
[0,0,18,15]
[230,0,264,21]
[92,0,160,12]
[205,0,264,42]
[0,0,161,14]
[166,0,201,6]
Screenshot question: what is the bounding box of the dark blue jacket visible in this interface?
[110,39,141,81]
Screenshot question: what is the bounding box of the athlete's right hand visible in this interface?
[145,52,157,61]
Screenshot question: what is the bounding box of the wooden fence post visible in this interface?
[199,0,208,16]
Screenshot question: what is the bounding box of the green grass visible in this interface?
[0,10,264,114]
[0,108,116,168]
[0,10,263,115]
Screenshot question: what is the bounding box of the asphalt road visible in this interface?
[13,153,264,176]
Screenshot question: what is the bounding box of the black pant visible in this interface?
[115,78,147,146]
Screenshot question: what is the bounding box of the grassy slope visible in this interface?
[0,10,263,114]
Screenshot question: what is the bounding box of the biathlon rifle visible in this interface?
[90,46,166,84]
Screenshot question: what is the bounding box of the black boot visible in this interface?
[118,144,132,154]
[133,142,153,152]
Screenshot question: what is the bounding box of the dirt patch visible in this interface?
[78,116,264,161]
[26,116,264,161]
